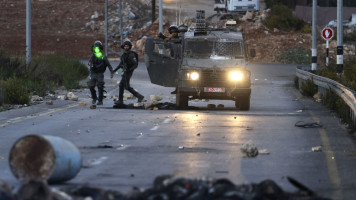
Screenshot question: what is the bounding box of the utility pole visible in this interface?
[105,0,108,56]
[119,0,123,54]
[26,0,31,66]
[152,0,156,23]
[311,0,317,71]
[337,0,343,73]
[159,0,163,33]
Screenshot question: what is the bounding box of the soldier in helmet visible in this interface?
[87,41,114,105]
[113,41,144,105]
[158,25,180,43]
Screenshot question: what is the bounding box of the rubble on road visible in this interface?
[45,100,54,105]
[150,95,163,102]
[31,95,43,103]
[241,140,259,158]
[312,146,323,152]
[58,95,68,101]
[0,174,332,200]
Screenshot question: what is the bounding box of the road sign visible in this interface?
[321,27,334,41]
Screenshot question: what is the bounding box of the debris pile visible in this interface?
[240,140,259,158]
[0,176,331,200]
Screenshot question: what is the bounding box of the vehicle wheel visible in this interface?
[235,95,250,111]
[176,92,188,109]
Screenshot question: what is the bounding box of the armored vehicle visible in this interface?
[145,11,253,110]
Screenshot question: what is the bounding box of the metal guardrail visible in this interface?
[296,65,356,123]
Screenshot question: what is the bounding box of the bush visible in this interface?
[265,4,305,32]
[317,57,356,91]
[2,77,30,105]
[0,50,89,104]
[275,47,311,64]
[301,78,318,97]
[322,89,356,132]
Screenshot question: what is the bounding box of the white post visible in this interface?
[326,40,329,66]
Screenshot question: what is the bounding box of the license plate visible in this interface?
[204,87,225,93]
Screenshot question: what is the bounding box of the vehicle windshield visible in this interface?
[184,40,244,59]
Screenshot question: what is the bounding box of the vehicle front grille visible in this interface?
[200,70,227,86]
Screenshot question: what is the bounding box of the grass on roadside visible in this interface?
[0,49,89,105]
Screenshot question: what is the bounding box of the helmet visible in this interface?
[168,25,179,34]
[121,41,133,49]
[93,40,103,50]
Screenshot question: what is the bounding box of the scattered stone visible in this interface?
[241,140,259,158]
[90,105,96,109]
[312,146,322,152]
[150,95,163,102]
[71,95,79,101]
[153,107,159,111]
[134,102,144,107]
[31,95,43,102]
[313,92,323,103]
[66,92,75,99]
[144,103,153,110]
[46,101,54,105]
[193,99,199,102]
[123,93,135,100]
[197,133,200,136]
[178,146,184,150]
[79,102,87,106]
[112,95,119,101]
[259,149,270,155]
[58,95,68,100]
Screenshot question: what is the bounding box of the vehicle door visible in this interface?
[144,39,181,87]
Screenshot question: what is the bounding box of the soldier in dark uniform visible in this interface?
[87,41,114,105]
[114,41,144,105]
[158,25,180,42]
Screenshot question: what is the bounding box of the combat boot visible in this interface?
[137,95,144,103]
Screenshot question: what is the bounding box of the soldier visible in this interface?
[88,41,114,105]
[114,41,144,105]
[158,25,180,42]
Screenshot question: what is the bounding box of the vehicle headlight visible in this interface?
[187,72,199,80]
[229,71,243,81]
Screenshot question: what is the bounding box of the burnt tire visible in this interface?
[176,92,188,109]
[235,95,250,111]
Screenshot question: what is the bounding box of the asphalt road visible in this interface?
[1,62,356,199]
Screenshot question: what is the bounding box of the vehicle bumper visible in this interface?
[178,87,251,100]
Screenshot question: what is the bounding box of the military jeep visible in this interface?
[144,12,252,110]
